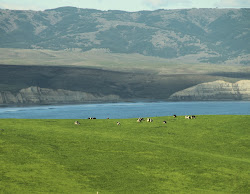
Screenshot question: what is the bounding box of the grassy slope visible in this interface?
[0,116,249,193]
[1,48,249,74]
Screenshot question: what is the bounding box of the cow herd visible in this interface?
[185,115,196,119]
[132,115,196,125]
[136,118,154,122]
[74,114,196,126]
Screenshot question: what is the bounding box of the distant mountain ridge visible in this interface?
[0,7,250,64]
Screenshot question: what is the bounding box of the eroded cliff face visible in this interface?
[2,81,250,105]
[0,86,120,105]
[169,80,250,101]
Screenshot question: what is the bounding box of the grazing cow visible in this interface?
[74,121,80,125]
[163,121,167,124]
[173,115,177,118]
[117,122,121,126]
[88,117,96,119]
[191,115,196,119]
[137,118,144,122]
[185,116,191,119]
[147,118,153,122]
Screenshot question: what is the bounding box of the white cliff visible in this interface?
[169,80,250,101]
[0,86,120,105]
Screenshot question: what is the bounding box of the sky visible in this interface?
[0,0,250,11]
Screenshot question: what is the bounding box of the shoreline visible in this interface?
[0,99,161,108]
[1,100,250,109]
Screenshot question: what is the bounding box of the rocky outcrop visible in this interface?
[0,86,120,105]
[169,80,250,101]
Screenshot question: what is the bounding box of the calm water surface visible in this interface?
[0,101,250,119]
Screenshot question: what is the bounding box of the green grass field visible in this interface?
[0,116,249,193]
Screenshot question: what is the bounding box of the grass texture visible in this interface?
[0,115,249,193]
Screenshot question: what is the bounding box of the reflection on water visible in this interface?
[0,101,250,119]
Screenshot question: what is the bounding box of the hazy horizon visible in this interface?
[0,0,250,12]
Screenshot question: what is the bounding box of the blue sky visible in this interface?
[0,0,250,11]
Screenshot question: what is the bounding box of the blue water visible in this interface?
[0,101,250,119]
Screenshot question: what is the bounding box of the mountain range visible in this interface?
[1,7,250,64]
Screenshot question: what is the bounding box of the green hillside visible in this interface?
[0,8,250,64]
[0,116,249,193]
